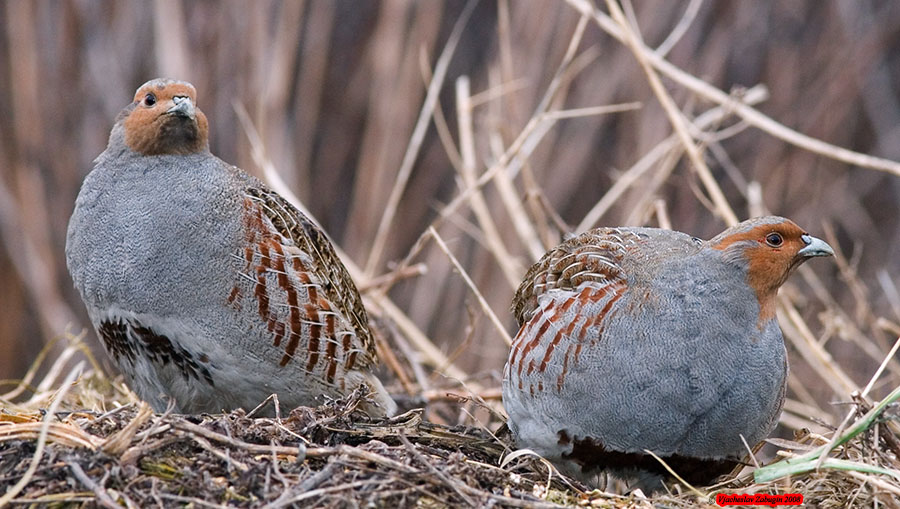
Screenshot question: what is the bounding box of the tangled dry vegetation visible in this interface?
[2,335,900,507]
[3,1,900,507]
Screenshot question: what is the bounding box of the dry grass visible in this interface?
[1,337,899,507]
[2,0,900,506]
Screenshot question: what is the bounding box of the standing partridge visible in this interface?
[502,217,833,490]
[66,78,396,417]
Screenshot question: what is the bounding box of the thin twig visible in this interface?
[174,419,417,474]
[0,361,85,507]
[654,0,704,57]
[576,84,768,232]
[435,12,594,230]
[566,0,900,176]
[605,0,738,226]
[814,335,900,471]
[66,460,122,509]
[269,460,342,508]
[428,227,513,346]
[400,433,477,506]
[365,0,479,277]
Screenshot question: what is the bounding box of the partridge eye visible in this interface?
[142,93,157,107]
[765,232,783,247]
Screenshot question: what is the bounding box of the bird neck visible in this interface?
[126,117,209,156]
[707,242,785,326]
[753,287,778,326]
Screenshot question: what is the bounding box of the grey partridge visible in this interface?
[66,78,396,417]
[502,216,833,490]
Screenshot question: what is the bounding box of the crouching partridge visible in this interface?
[66,78,396,417]
[502,217,833,491]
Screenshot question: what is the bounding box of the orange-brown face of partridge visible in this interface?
[710,217,834,322]
[122,79,209,155]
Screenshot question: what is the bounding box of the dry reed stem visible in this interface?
[652,199,672,230]
[798,261,900,376]
[428,227,513,346]
[437,13,593,226]
[0,421,101,450]
[356,263,428,293]
[576,85,767,232]
[456,75,524,288]
[24,340,93,408]
[605,0,738,226]
[0,334,65,403]
[470,78,531,108]
[781,396,833,430]
[480,88,550,261]
[374,331,416,396]
[779,301,859,396]
[845,471,900,498]
[877,272,900,322]
[370,295,468,381]
[541,103,642,121]
[567,0,900,176]
[365,0,479,278]
[418,47,464,174]
[234,101,305,218]
[490,139,547,261]
[653,0,704,58]
[861,335,900,399]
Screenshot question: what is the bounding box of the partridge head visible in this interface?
[66,79,396,417]
[503,216,833,491]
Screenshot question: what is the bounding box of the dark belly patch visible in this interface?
[98,318,215,386]
[558,430,741,487]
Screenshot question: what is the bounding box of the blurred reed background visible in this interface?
[2,0,900,431]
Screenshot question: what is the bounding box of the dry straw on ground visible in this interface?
[2,1,900,507]
[1,335,900,507]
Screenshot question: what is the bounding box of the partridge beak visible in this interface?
[167,96,195,119]
[798,234,834,258]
